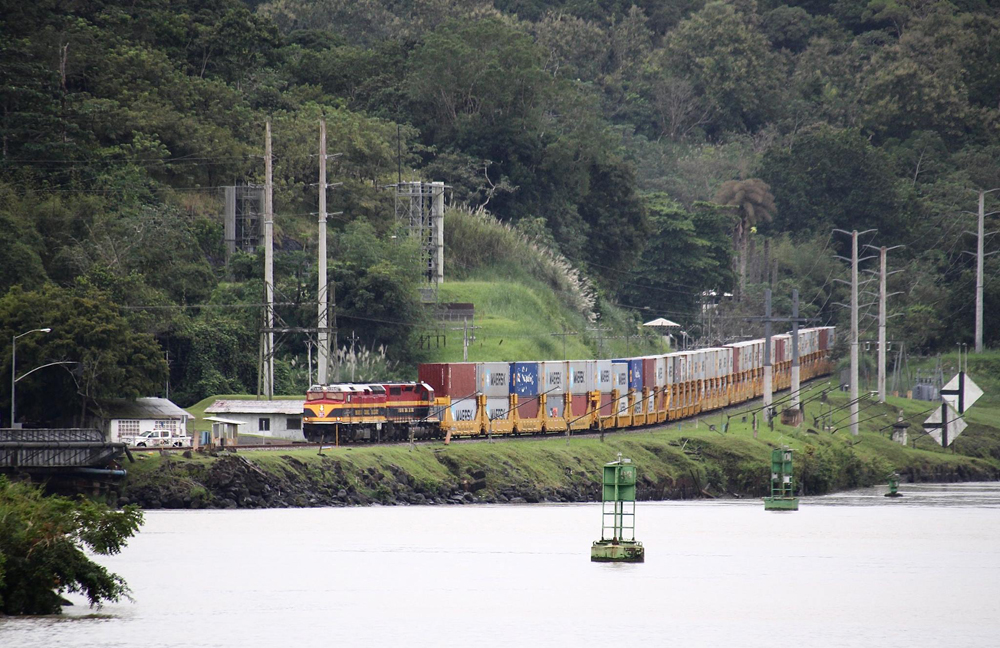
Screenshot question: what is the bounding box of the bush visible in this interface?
[0,478,143,615]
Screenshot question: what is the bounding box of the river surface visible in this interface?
[3,483,999,648]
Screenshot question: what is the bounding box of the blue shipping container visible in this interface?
[613,359,644,391]
[511,362,539,396]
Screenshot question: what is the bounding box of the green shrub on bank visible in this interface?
[0,478,143,615]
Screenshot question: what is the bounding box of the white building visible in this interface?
[100,397,193,444]
[203,399,304,441]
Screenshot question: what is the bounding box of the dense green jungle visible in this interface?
[2,0,1000,420]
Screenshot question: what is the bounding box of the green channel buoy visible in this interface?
[885,472,903,498]
[763,446,799,511]
[591,454,644,563]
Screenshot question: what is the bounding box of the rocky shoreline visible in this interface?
[115,443,998,511]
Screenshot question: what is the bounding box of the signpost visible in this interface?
[923,348,983,447]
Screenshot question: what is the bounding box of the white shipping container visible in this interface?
[486,397,509,422]
[594,360,614,393]
[540,361,568,396]
[568,361,591,395]
[478,362,511,398]
[612,363,629,415]
[450,397,477,423]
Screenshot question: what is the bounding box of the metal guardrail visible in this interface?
[0,428,105,443]
[0,428,126,469]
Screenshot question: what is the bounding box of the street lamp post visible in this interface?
[11,328,51,427]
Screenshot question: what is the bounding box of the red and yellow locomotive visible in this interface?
[302,382,438,443]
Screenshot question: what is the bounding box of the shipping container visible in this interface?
[540,361,568,396]
[568,360,591,394]
[727,346,740,374]
[704,349,717,379]
[614,359,643,391]
[612,362,629,415]
[571,394,589,417]
[594,360,614,393]
[639,355,667,386]
[517,399,540,419]
[486,397,509,422]
[666,354,676,384]
[818,328,829,351]
[450,398,478,423]
[545,397,566,418]
[641,357,656,390]
[418,362,476,398]
[511,362,539,396]
[477,362,511,398]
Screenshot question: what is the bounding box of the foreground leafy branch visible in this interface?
[0,477,143,615]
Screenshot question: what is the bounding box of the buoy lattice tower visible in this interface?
[763,446,799,511]
[591,454,644,562]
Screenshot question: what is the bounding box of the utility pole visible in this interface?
[551,326,578,360]
[263,120,275,399]
[850,231,858,434]
[763,288,773,419]
[878,246,887,402]
[863,244,903,403]
[586,326,611,358]
[790,290,800,410]
[317,119,329,385]
[451,319,481,362]
[834,229,876,435]
[746,290,810,422]
[348,330,359,382]
[972,189,1000,352]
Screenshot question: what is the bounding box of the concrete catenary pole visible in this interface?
[317,119,329,385]
[976,190,985,354]
[791,289,800,410]
[264,121,274,399]
[878,246,887,403]
[763,288,773,420]
[851,230,859,436]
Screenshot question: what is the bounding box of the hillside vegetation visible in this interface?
[2,0,1000,420]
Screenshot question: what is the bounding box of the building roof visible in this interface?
[204,416,244,426]
[204,399,303,415]
[101,397,193,420]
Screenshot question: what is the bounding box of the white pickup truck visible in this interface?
[131,429,193,448]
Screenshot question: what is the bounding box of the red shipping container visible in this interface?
[642,358,656,389]
[517,399,540,419]
[418,363,477,398]
[818,329,829,351]
[731,347,741,374]
[598,393,615,417]
[571,394,588,417]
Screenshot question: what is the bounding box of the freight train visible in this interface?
[301,327,836,444]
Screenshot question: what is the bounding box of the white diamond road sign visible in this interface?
[941,374,983,413]
[923,403,967,446]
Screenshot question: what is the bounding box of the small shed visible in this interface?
[200,416,242,449]
[203,399,304,441]
[98,397,193,444]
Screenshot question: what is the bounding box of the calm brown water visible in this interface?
[3,483,999,648]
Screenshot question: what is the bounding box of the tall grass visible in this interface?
[444,206,596,319]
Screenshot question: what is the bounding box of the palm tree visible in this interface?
[715,178,776,298]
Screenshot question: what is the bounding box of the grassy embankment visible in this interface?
[125,372,1000,506]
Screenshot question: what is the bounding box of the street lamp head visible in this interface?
[40,328,51,333]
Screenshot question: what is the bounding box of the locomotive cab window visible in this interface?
[390,386,402,396]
